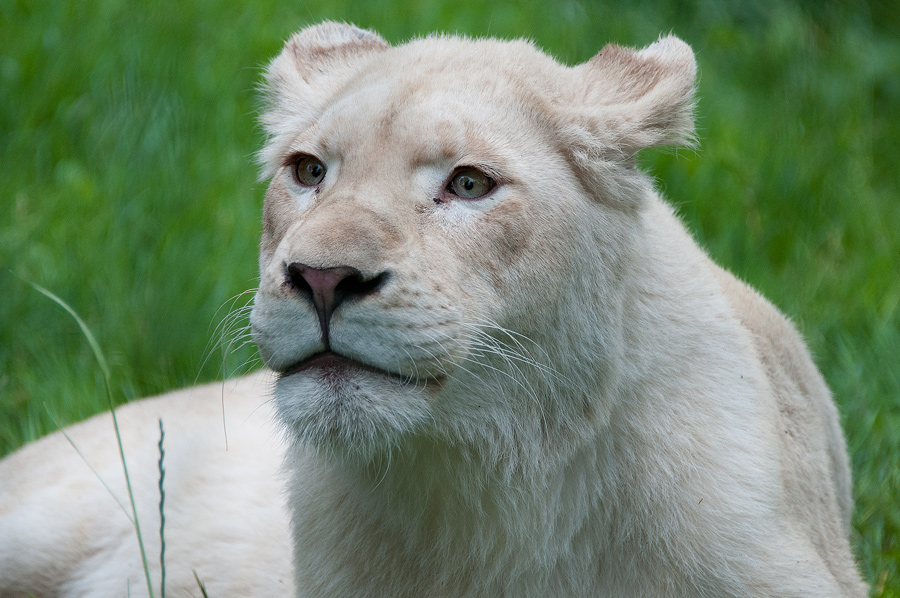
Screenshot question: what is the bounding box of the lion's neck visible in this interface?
[287,420,619,593]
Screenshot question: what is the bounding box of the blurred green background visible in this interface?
[0,0,897,593]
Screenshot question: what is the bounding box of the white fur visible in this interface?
[0,23,866,597]
[0,373,293,597]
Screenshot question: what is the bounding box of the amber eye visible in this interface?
[292,155,326,186]
[446,167,495,199]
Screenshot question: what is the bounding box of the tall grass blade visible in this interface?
[27,280,156,598]
[44,406,134,523]
[193,570,210,598]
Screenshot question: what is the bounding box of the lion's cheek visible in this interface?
[260,179,310,265]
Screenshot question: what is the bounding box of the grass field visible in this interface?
[1,0,897,594]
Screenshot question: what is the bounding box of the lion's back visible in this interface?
[711,264,864,594]
[0,372,293,597]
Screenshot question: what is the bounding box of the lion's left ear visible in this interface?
[572,36,697,155]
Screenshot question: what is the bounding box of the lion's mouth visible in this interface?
[281,351,412,383]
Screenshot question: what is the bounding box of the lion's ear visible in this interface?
[263,21,389,113]
[269,21,389,85]
[259,22,389,176]
[573,36,697,155]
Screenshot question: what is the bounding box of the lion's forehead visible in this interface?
[312,46,566,167]
[321,86,467,163]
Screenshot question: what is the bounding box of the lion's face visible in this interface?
[250,23,696,456]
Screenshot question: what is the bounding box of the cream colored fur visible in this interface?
[0,372,293,596]
[0,23,866,597]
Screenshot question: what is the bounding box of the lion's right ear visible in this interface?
[262,21,389,128]
[259,22,389,175]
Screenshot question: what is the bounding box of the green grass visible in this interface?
[1,0,897,594]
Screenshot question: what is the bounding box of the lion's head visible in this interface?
[250,22,696,460]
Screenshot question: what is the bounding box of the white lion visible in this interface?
[0,22,867,597]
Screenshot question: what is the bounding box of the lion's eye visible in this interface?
[292,155,326,186]
[447,167,495,199]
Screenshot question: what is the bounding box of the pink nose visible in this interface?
[286,263,387,345]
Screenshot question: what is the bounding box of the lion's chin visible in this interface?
[273,355,433,458]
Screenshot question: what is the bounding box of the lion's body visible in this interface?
[0,23,866,597]
[0,373,293,597]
